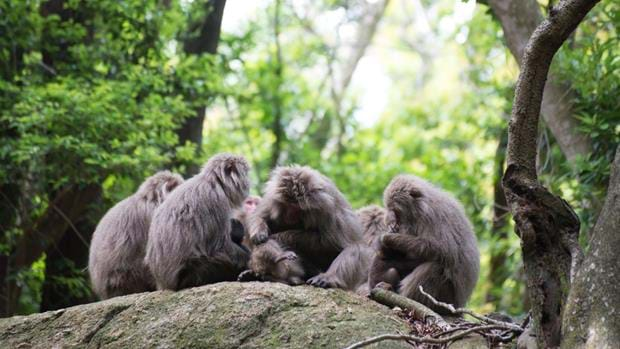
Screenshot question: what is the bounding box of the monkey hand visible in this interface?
[250,230,269,245]
[238,269,261,282]
[275,251,298,263]
[306,273,342,289]
[374,281,394,291]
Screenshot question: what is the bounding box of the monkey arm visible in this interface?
[248,200,273,245]
[307,244,373,290]
[379,234,443,264]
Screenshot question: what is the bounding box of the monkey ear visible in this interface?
[165,180,178,193]
[409,188,422,198]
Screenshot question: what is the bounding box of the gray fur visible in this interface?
[88,171,184,299]
[357,205,388,247]
[369,174,480,313]
[246,239,305,285]
[248,166,363,289]
[145,153,251,290]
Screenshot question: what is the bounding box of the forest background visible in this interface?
[0,0,617,320]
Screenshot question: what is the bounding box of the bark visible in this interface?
[486,127,510,304]
[562,146,620,349]
[178,0,226,176]
[270,0,284,169]
[488,0,592,163]
[501,0,600,348]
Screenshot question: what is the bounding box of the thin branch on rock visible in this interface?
[418,286,523,333]
[343,324,510,349]
[369,287,448,327]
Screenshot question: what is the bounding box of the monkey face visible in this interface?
[243,196,260,215]
[262,260,305,285]
[384,209,400,234]
[249,247,305,286]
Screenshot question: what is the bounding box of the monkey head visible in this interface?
[266,166,335,211]
[138,170,184,205]
[202,153,251,207]
[249,241,305,285]
[383,175,432,234]
[243,195,261,215]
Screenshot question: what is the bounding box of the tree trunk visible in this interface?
[40,199,100,311]
[562,146,620,348]
[486,127,510,304]
[501,0,600,348]
[178,0,226,176]
[488,0,592,163]
[270,0,284,169]
[332,0,390,156]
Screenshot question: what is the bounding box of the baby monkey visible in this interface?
[234,196,306,285]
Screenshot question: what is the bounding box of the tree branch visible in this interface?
[369,287,448,327]
[488,0,592,162]
[501,0,600,347]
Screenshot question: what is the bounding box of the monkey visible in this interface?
[88,170,184,299]
[230,195,309,285]
[230,195,261,248]
[368,174,480,314]
[357,205,388,247]
[239,239,306,285]
[342,204,396,296]
[145,153,251,291]
[247,165,364,291]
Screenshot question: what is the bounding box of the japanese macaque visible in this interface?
[368,175,480,314]
[229,195,306,286]
[357,205,388,247]
[230,195,261,247]
[248,165,364,290]
[88,171,184,299]
[241,239,306,285]
[145,153,251,290]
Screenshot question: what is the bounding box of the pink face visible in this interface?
[244,197,260,214]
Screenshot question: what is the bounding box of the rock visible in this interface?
[0,282,413,348]
[0,282,491,348]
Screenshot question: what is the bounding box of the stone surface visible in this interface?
[0,282,490,348]
[0,282,414,348]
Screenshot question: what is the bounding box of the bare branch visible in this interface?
[418,287,523,332]
[369,287,448,327]
[343,324,510,349]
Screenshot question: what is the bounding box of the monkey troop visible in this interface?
[89,154,479,311]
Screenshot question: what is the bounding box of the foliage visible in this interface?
[0,0,615,319]
[550,0,620,235]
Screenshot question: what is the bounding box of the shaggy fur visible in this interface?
[368,174,480,313]
[357,204,388,247]
[145,153,251,290]
[88,171,184,299]
[248,166,363,290]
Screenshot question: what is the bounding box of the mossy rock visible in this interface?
[0,282,488,348]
